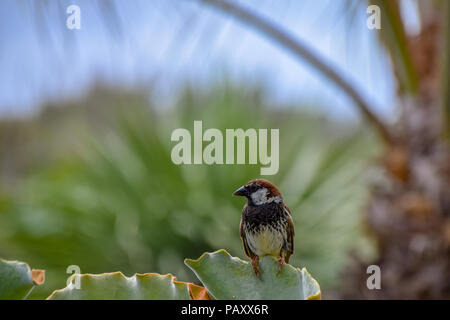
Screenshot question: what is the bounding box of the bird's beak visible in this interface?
[233,186,248,197]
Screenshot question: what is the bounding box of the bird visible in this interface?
[233,179,295,278]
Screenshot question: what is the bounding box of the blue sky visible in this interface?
[0,0,420,120]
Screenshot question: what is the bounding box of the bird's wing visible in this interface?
[283,203,293,216]
[240,218,256,259]
[283,204,295,262]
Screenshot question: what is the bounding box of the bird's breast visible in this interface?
[244,220,287,257]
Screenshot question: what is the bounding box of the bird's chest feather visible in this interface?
[246,223,286,256]
[243,204,287,256]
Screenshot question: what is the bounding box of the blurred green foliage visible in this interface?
[0,82,379,299]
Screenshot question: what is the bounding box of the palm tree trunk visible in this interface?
[198,0,450,299]
[341,0,450,299]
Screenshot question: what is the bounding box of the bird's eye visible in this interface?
[247,184,260,192]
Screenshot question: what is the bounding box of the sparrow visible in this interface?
[233,179,295,278]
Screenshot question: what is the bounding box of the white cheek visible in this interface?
[251,188,268,205]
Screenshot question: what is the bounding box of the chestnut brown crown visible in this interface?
[233,179,283,206]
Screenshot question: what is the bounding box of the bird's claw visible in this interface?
[276,257,286,275]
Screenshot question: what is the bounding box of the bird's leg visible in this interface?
[251,256,262,279]
[276,256,286,275]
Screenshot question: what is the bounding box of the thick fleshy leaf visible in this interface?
[185,249,321,300]
[186,283,212,300]
[0,258,45,300]
[47,272,191,300]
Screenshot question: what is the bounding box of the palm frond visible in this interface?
[371,0,419,94]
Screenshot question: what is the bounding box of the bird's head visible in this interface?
[233,179,283,206]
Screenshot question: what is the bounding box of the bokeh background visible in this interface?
[0,0,449,299]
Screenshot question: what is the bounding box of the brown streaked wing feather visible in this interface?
[283,203,293,216]
[284,204,295,263]
[240,218,256,259]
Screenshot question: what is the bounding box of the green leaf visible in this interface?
[372,0,418,93]
[47,272,191,300]
[0,258,45,300]
[185,249,321,300]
